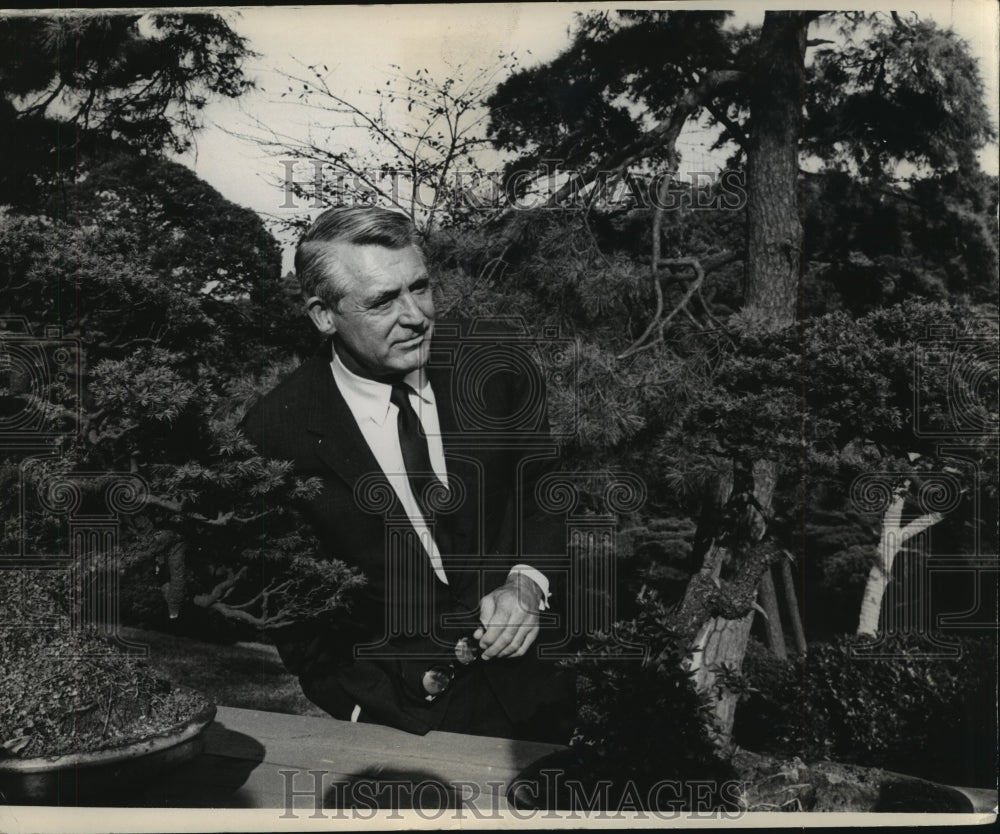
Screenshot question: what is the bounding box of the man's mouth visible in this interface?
[396,333,427,349]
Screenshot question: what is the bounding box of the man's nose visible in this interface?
[398,291,431,327]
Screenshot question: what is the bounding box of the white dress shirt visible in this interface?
[330,351,549,605]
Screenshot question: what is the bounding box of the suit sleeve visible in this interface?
[515,376,569,607]
[481,340,569,606]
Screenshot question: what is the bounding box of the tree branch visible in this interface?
[19,80,66,118]
[512,69,745,214]
[899,512,944,543]
[143,493,276,526]
[702,100,749,151]
[192,566,248,609]
[890,11,913,32]
[618,250,737,359]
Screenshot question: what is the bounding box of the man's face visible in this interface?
[308,242,435,381]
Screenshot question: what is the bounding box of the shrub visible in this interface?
[736,633,997,787]
[556,589,737,810]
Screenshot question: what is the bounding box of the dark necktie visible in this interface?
[390,382,437,519]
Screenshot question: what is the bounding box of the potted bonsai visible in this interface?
[0,569,217,804]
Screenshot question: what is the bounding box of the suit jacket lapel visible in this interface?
[306,353,459,589]
[304,354,391,498]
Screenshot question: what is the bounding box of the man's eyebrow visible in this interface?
[363,274,430,307]
[365,288,400,307]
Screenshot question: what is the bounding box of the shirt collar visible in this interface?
[330,348,434,427]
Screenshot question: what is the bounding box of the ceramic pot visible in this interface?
[0,702,216,805]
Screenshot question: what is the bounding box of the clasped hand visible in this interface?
[472,572,543,660]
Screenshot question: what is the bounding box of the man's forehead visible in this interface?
[321,241,426,295]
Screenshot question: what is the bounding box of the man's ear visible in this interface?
[306,297,337,335]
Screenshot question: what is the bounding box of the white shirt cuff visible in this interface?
[509,564,551,610]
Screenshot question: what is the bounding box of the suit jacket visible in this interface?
[241,321,571,734]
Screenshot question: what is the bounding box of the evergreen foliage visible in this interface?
[541,589,738,811]
[737,634,998,787]
[1,152,363,636]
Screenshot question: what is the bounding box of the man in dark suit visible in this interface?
[242,206,573,743]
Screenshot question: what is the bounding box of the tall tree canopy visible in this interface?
[486,10,997,309]
[0,12,254,205]
[473,8,997,743]
[488,10,994,188]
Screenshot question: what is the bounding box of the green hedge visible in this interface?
[558,590,738,810]
[735,634,997,787]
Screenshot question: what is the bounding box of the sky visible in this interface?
[177,5,584,233]
[172,3,1000,268]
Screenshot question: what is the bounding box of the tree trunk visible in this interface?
[689,610,756,744]
[744,11,807,329]
[758,566,787,659]
[856,482,944,637]
[684,12,809,743]
[781,557,808,654]
[685,459,783,746]
[857,560,891,638]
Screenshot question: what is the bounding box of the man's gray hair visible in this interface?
[295,206,420,304]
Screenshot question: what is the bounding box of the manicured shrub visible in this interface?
[553,589,738,810]
[736,633,997,787]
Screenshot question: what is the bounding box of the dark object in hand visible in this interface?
[421,665,455,698]
[454,632,482,665]
[420,631,483,700]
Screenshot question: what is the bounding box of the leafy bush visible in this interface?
[736,634,997,787]
[555,589,737,810]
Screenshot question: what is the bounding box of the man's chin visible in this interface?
[393,350,430,374]
[394,339,430,366]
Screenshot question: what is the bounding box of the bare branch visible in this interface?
[192,566,248,609]
[618,177,673,359]
[618,251,737,359]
